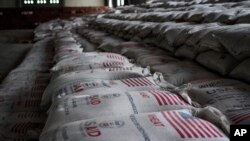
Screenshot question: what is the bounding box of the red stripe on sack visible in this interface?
[174,112,199,138]
[133,78,145,86]
[199,120,221,137]
[161,111,186,138]
[128,78,140,87]
[157,91,174,105]
[152,93,163,105]
[231,112,250,124]
[193,119,212,138]
[121,80,132,87]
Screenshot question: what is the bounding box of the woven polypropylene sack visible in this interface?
[174,45,198,60]
[53,52,129,66]
[41,77,161,107]
[136,55,179,67]
[196,51,239,75]
[181,78,244,89]
[230,58,250,83]
[51,66,150,80]
[180,84,250,112]
[214,24,250,60]
[151,61,218,87]
[43,90,192,132]
[51,60,134,73]
[40,109,229,141]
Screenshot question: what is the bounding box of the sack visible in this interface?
[174,45,198,60]
[54,52,129,66]
[151,61,218,87]
[214,24,250,60]
[185,23,221,51]
[98,37,124,52]
[196,51,239,75]
[40,110,228,141]
[51,61,134,74]
[181,78,244,89]
[43,90,191,132]
[230,58,250,83]
[179,84,250,112]
[136,54,178,67]
[51,66,150,80]
[41,77,161,107]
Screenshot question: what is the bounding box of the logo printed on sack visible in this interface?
[72,82,100,93]
[148,114,165,127]
[99,120,125,128]
[87,95,101,105]
[81,121,101,137]
[161,111,224,138]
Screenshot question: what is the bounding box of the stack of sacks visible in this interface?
[0,37,54,140]
[88,11,250,84]
[40,28,228,141]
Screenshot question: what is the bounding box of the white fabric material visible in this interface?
[41,77,161,107]
[43,90,191,132]
[40,110,228,141]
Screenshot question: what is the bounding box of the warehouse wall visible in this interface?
[0,0,16,8]
[64,0,105,7]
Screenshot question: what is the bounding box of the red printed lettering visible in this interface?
[149,114,165,127]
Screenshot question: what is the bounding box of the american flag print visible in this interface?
[161,111,224,138]
[103,62,124,67]
[107,54,125,61]
[121,78,154,87]
[150,90,187,106]
[230,111,250,124]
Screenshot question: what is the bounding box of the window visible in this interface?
[49,0,60,4]
[108,0,113,8]
[24,0,34,4]
[23,0,61,5]
[117,0,125,7]
[37,0,47,4]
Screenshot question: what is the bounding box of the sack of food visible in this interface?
[41,77,161,107]
[43,90,192,132]
[151,61,218,88]
[40,109,228,141]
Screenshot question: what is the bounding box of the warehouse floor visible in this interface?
[1,0,250,141]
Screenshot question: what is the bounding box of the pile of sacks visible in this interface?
[0,37,54,140]
[39,28,231,141]
[78,25,250,134]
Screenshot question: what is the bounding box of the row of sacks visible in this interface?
[34,17,89,41]
[0,37,54,140]
[39,27,229,141]
[78,26,250,134]
[87,18,250,83]
[105,6,250,24]
[117,0,250,15]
